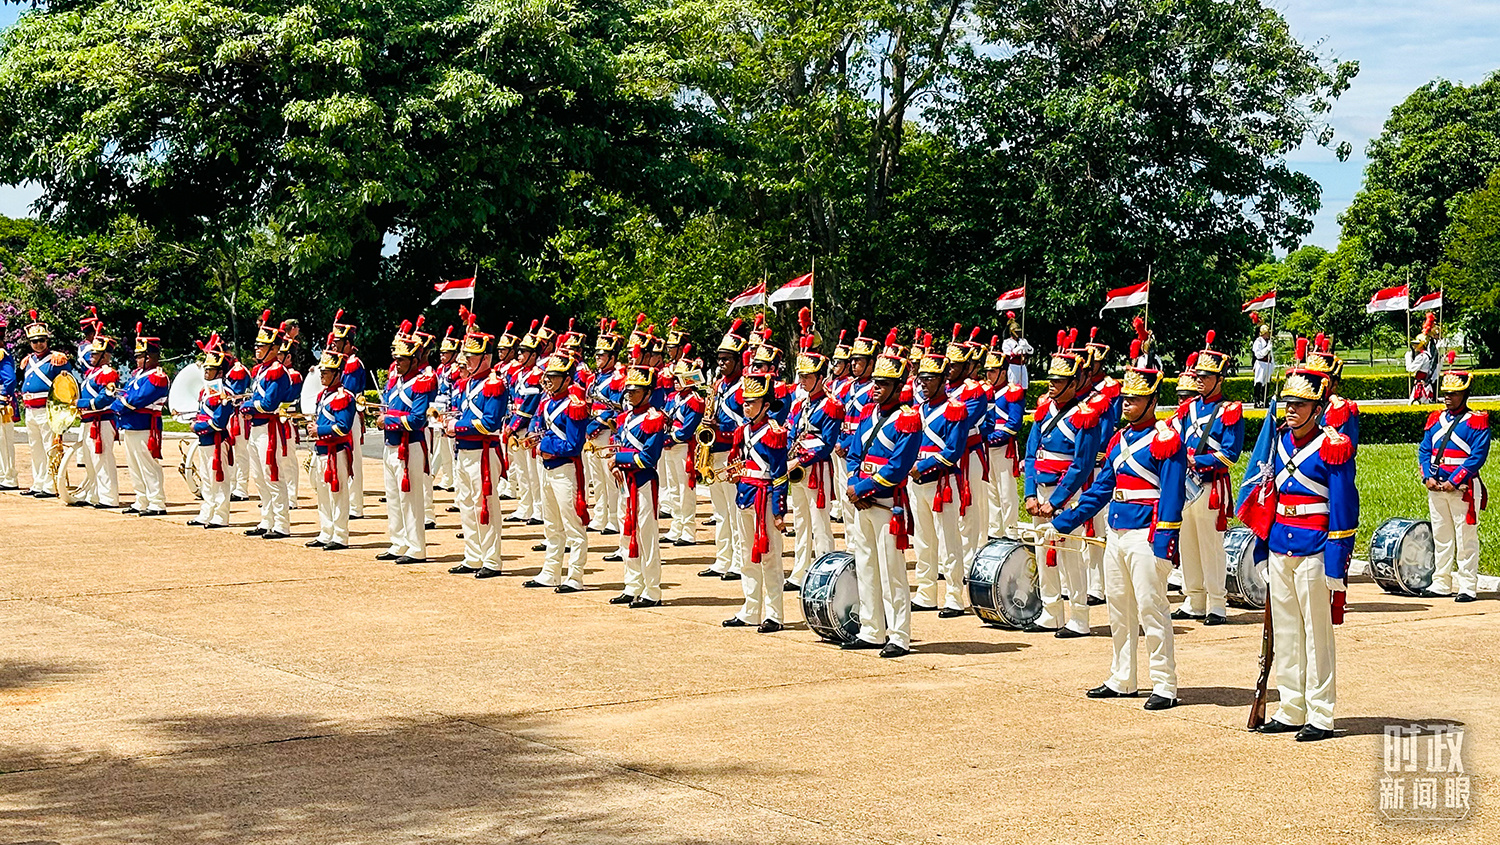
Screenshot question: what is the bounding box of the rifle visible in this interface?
[1248,601,1274,730]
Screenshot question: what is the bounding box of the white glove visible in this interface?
[1036,521,1059,546]
[1325,576,1346,594]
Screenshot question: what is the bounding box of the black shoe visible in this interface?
[474,568,504,578]
[122,506,140,515]
[1087,685,1134,699]
[554,584,582,594]
[230,495,249,502]
[1144,694,1179,711]
[187,519,205,526]
[1295,725,1335,742]
[527,518,543,526]
[456,533,463,539]
[608,593,635,605]
[531,543,548,552]
[630,598,662,609]
[673,539,695,547]
[722,616,751,627]
[504,515,527,523]
[697,568,721,578]
[322,543,347,551]
[93,503,116,509]
[32,491,57,499]
[601,528,619,536]
[938,608,967,619]
[1456,594,1478,603]
[1055,628,1088,639]
[1086,594,1105,606]
[450,565,480,574]
[141,509,167,516]
[879,643,910,658]
[1170,609,1205,621]
[376,552,401,561]
[1255,720,1303,734]
[1418,589,1451,599]
[446,506,459,513]
[522,579,554,588]
[68,501,90,508]
[911,603,939,613]
[1204,613,1228,626]
[424,521,437,530]
[205,523,231,530]
[244,527,266,536]
[602,552,623,563]
[840,638,884,650]
[305,539,326,548]
[20,489,38,496]
[783,580,801,592]
[349,513,365,519]
[263,531,289,540]
[720,572,741,582]
[395,556,426,565]
[757,620,783,633]
[1023,624,1059,633]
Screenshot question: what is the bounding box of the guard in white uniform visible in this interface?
[75,331,122,508]
[1419,369,1490,601]
[449,324,509,578]
[112,325,169,515]
[1251,325,1274,407]
[378,322,435,563]
[305,350,358,549]
[16,312,71,497]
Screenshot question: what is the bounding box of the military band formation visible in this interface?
[0,303,1490,742]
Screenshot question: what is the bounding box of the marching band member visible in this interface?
[526,351,592,591]
[909,336,971,617]
[723,372,790,632]
[983,339,1026,538]
[74,330,121,508]
[505,326,545,526]
[492,321,520,499]
[784,330,843,590]
[586,323,625,536]
[947,326,992,563]
[1024,339,1104,638]
[609,355,667,608]
[834,322,878,527]
[18,311,70,497]
[1175,333,1243,625]
[1079,332,1122,606]
[448,324,509,578]
[408,319,440,527]
[188,337,235,528]
[1307,339,1359,447]
[429,327,461,492]
[378,323,435,563]
[277,323,305,509]
[225,349,253,503]
[1047,367,1185,709]
[243,315,296,539]
[701,320,749,580]
[1419,367,1490,601]
[305,349,357,550]
[112,325,169,516]
[842,333,921,657]
[826,332,852,522]
[1255,368,1357,742]
[0,316,14,490]
[328,310,369,517]
[663,351,705,546]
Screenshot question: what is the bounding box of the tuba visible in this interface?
[45,370,82,479]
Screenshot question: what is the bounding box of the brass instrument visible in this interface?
[787,463,806,485]
[701,455,744,484]
[583,440,621,456]
[1012,525,1108,550]
[178,440,205,500]
[693,383,723,484]
[45,370,82,481]
[356,393,384,428]
[507,431,541,450]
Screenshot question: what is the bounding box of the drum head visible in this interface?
[992,543,1042,628]
[800,552,859,644]
[1394,521,1436,594]
[168,363,206,416]
[300,368,321,417]
[1224,527,1267,610]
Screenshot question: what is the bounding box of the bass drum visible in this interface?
[300,367,321,417]
[168,363,206,423]
[1223,527,1267,610]
[801,552,859,644]
[1369,517,1435,596]
[966,538,1042,629]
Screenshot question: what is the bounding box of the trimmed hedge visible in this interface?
[1022,370,1500,404]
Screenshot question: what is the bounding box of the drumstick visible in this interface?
[1012,526,1107,549]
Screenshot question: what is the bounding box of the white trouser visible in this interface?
[848,500,911,649]
[987,446,1018,538]
[286,436,300,508]
[910,478,964,610]
[830,455,847,521]
[349,423,366,516]
[1086,510,1107,599]
[430,428,454,488]
[540,460,587,586]
[79,418,119,506]
[960,449,989,563]
[1035,484,1089,633]
[195,441,233,527]
[1102,528,1176,697]
[232,430,252,498]
[788,472,833,585]
[621,479,661,600]
[248,423,292,534]
[0,410,15,486]
[383,442,428,558]
[708,466,744,574]
[662,443,695,541]
[422,430,437,523]
[119,428,165,511]
[1429,486,1482,597]
[311,450,351,544]
[1178,493,1227,616]
[24,407,54,494]
[734,499,784,624]
[1268,551,1336,730]
[456,447,501,570]
[586,433,618,530]
[513,446,541,521]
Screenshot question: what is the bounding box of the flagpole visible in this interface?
[810,257,816,323]
[1143,264,1152,338]
[1021,277,1027,338]
[470,262,479,309]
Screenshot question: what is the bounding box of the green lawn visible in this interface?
[1231,443,1498,576]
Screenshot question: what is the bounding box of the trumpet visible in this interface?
[701,456,744,484]
[1012,525,1108,549]
[507,431,541,450]
[583,440,621,456]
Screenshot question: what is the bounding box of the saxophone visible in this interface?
[693,380,722,485]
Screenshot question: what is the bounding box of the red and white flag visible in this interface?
[1242,289,1276,312]
[994,286,1026,311]
[726,281,768,312]
[767,272,813,306]
[1365,283,1409,313]
[432,276,475,302]
[1099,279,1149,316]
[1410,290,1443,312]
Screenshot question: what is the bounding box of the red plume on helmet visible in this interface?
[1055,330,1067,349]
[1295,336,1308,362]
[1132,315,1147,341]
[883,327,899,347]
[415,315,426,332]
[1066,328,1078,348]
[1005,311,1016,320]
[539,315,550,328]
[727,318,743,335]
[1314,332,1326,352]
[1446,350,1457,365]
[258,309,271,326]
[334,308,344,322]
[968,326,982,342]
[634,313,646,328]
[951,323,962,342]
[465,310,477,328]
[911,326,923,346]
[752,312,765,329]
[400,319,413,334]
[443,325,454,339]
[135,321,143,334]
[1423,312,1437,334]
[1089,326,1099,343]
[1250,311,1260,325]
[29,309,38,322]
[837,330,846,343]
[669,316,679,329]
[1204,330,1215,349]
[1129,339,1142,359]
[857,319,868,335]
[1185,351,1200,368]
[503,320,514,334]
[527,319,539,332]
[683,343,693,357]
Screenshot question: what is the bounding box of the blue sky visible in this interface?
[2,1,1497,250]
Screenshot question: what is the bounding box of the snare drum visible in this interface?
[965,538,1042,629]
[801,552,860,643]
[1369,518,1435,596]
[1223,527,1267,609]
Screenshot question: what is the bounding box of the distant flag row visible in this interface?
[727,271,815,313]
[1364,283,1443,314]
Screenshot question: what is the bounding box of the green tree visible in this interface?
[1432,170,1500,363]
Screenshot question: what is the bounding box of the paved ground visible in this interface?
[1,442,1495,843]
